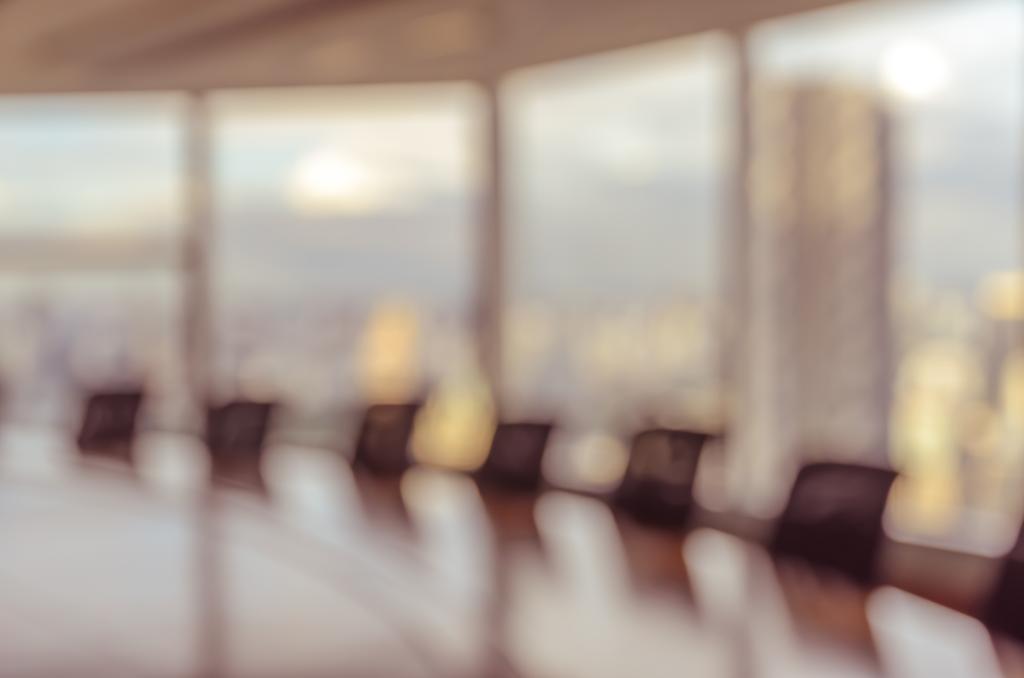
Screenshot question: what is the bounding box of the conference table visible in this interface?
[0,426,1021,677]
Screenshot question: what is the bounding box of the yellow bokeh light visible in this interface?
[978,270,1024,321]
[358,301,421,402]
[889,338,984,535]
[411,362,495,471]
[1001,350,1024,433]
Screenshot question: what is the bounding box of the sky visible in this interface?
[0,0,1018,311]
[755,0,1023,293]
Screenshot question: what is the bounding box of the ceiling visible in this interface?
[0,0,856,94]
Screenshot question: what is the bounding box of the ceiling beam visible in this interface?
[0,0,860,95]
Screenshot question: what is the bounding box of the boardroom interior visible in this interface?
[1,0,1024,676]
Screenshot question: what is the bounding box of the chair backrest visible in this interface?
[205,400,275,465]
[984,525,1024,641]
[76,390,144,459]
[771,461,897,583]
[475,421,554,492]
[614,428,710,527]
[352,403,421,475]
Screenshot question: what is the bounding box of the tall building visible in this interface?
[734,83,893,512]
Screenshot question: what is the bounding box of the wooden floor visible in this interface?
[0,426,1019,678]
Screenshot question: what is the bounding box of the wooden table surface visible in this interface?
[0,426,1019,678]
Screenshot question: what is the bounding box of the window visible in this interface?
[210,84,484,451]
[753,0,1024,549]
[503,34,732,491]
[0,94,186,429]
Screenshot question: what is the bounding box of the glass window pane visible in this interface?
[0,95,182,241]
[753,0,1024,549]
[210,84,482,449]
[0,94,186,430]
[504,34,732,491]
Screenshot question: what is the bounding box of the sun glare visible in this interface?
[880,40,949,102]
[287,147,387,216]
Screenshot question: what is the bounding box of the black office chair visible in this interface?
[76,389,145,464]
[984,525,1024,642]
[770,461,897,584]
[613,428,711,527]
[474,421,554,493]
[205,400,276,490]
[351,402,422,475]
